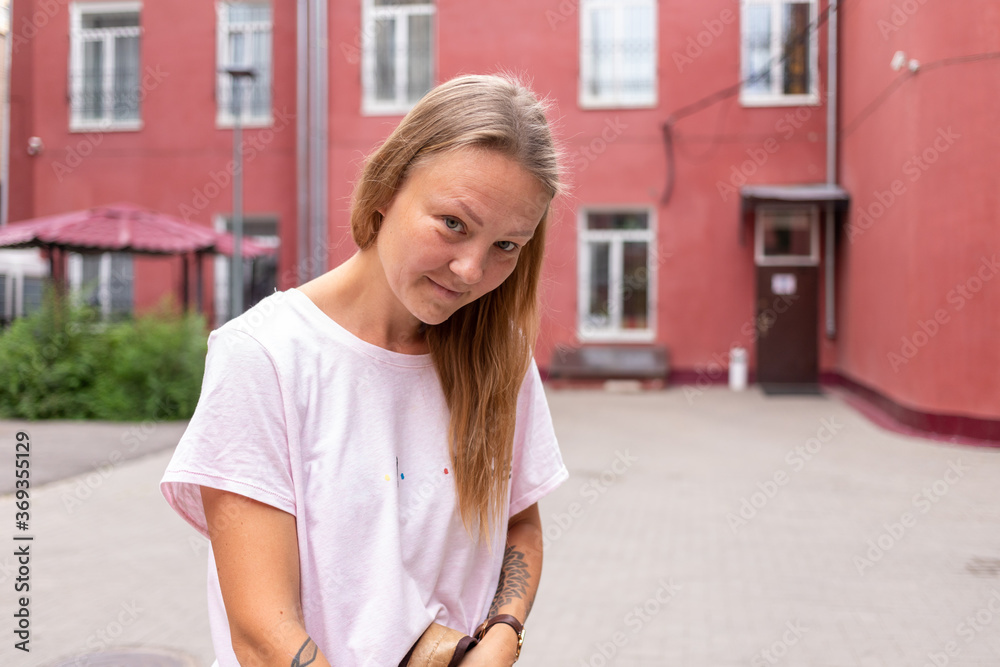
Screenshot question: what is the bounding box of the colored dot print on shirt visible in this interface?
[400,473,405,480]
[384,474,390,481]
[444,468,449,474]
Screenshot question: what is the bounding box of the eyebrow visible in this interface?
[454,200,535,239]
[455,200,485,228]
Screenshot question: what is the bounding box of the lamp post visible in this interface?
[222,66,257,320]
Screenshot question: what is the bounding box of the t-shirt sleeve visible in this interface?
[508,357,569,518]
[159,327,296,539]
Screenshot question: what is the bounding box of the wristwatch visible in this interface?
[474,614,525,661]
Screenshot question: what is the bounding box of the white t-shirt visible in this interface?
[159,288,568,666]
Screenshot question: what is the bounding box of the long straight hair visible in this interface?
[350,74,562,539]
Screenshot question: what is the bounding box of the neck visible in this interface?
[315,250,428,354]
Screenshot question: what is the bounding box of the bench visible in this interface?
[547,344,669,380]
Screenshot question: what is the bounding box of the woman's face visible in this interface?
[375,147,550,326]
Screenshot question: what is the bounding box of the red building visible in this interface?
[6,0,998,438]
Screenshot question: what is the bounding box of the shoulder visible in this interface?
[218,289,301,343]
[211,289,332,363]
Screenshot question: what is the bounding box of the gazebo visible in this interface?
[0,203,274,315]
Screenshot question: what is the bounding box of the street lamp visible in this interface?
[222,65,257,319]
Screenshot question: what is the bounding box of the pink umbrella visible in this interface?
[0,203,276,313]
[0,203,273,256]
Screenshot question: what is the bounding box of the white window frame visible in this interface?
[67,251,134,317]
[754,204,820,266]
[579,0,657,109]
[739,0,819,107]
[216,2,274,128]
[361,0,435,116]
[577,207,657,342]
[69,1,143,132]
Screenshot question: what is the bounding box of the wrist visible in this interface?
[475,615,524,662]
[477,623,518,662]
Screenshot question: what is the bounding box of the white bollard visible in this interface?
[729,347,748,391]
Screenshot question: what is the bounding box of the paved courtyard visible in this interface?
[2,385,999,666]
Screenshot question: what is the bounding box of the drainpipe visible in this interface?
[309,0,328,279]
[825,0,839,339]
[297,0,308,283]
[1,0,13,226]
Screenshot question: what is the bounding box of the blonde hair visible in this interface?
[350,73,562,538]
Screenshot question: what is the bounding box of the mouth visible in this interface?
[428,277,465,299]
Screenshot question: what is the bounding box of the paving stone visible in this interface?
[1,386,998,667]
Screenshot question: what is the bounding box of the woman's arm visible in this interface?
[464,502,545,666]
[201,486,333,667]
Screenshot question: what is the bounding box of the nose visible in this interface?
[449,244,488,287]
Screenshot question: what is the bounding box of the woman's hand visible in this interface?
[460,624,519,666]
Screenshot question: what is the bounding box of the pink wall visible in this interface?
[327,0,833,378]
[9,0,35,225]
[10,0,995,419]
[838,0,1000,419]
[9,0,299,317]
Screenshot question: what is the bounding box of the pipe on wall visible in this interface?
[297,0,329,283]
[296,0,308,284]
[1,0,13,226]
[825,0,839,339]
[308,0,328,280]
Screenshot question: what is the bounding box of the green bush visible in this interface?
[0,288,208,421]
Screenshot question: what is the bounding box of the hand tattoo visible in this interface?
[489,545,533,617]
[291,637,318,667]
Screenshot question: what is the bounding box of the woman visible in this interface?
[160,73,568,666]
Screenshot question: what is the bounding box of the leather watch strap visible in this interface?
[474,614,525,661]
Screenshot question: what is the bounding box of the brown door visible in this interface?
[755,266,818,385]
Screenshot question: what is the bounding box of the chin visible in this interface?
[412,300,469,327]
[416,311,453,327]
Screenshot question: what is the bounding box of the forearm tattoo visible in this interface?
[291,637,318,667]
[489,545,534,617]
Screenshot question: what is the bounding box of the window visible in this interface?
[217,2,273,126]
[580,0,656,108]
[754,205,819,265]
[22,277,45,316]
[214,216,279,325]
[0,1,10,37]
[69,2,142,130]
[579,210,656,340]
[362,0,434,115]
[740,0,818,106]
[68,252,134,317]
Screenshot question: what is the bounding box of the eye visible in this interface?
[496,240,519,252]
[443,216,463,232]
